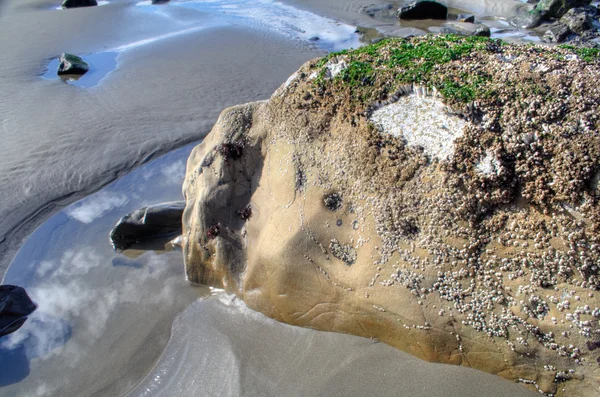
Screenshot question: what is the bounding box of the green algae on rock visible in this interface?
[182,36,600,396]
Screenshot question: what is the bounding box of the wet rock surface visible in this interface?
[183,36,600,396]
[109,201,185,251]
[57,53,89,76]
[0,285,36,338]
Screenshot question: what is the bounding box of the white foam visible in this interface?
[370,94,466,161]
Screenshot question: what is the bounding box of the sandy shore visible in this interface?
[0,0,325,279]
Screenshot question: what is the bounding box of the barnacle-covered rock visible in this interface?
[183,36,600,396]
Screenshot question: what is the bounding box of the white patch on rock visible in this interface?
[307,58,347,81]
[476,152,501,176]
[325,59,347,80]
[369,94,466,161]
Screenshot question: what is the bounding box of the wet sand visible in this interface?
[130,294,539,397]
[0,1,558,396]
[0,0,326,278]
[0,144,209,397]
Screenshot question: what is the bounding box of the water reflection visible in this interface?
[41,52,118,88]
[0,143,209,396]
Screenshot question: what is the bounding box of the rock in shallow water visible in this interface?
[109,201,185,251]
[397,1,447,20]
[57,53,89,76]
[0,285,36,338]
[62,0,98,9]
[182,36,600,396]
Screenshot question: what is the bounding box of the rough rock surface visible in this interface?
[183,36,600,396]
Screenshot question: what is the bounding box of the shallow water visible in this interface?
[0,144,210,397]
[42,52,118,88]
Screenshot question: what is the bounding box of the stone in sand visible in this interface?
[57,53,90,76]
[457,14,475,23]
[151,0,171,4]
[0,285,37,338]
[109,201,185,251]
[398,1,447,20]
[62,0,98,9]
[472,26,491,37]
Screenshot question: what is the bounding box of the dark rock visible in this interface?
[472,26,492,37]
[62,0,98,8]
[151,0,170,4]
[309,36,320,41]
[535,0,592,20]
[560,7,594,33]
[57,53,89,76]
[543,23,572,42]
[360,3,397,19]
[0,285,37,338]
[398,1,448,20]
[457,14,475,23]
[109,201,185,251]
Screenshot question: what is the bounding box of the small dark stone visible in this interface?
[309,36,320,41]
[543,23,572,42]
[472,26,491,37]
[57,53,89,76]
[151,0,170,4]
[398,1,448,20]
[457,14,475,23]
[336,219,343,227]
[1,285,37,338]
[62,0,98,8]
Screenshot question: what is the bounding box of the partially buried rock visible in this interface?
[456,14,475,23]
[472,26,491,37]
[57,53,89,76]
[109,201,185,251]
[62,0,98,8]
[398,1,447,20]
[1,285,37,338]
[151,0,170,4]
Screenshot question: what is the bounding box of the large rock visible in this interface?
[1,285,36,338]
[535,0,592,19]
[183,36,600,396]
[560,7,594,33]
[398,1,447,20]
[57,53,89,76]
[62,0,98,8]
[110,201,185,251]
